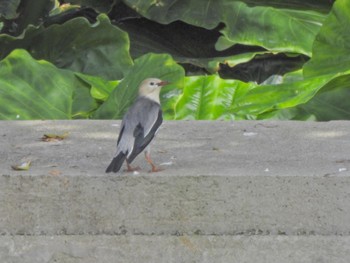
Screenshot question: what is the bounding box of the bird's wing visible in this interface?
[115,97,162,163]
[117,120,125,145]
[127,97,162,163]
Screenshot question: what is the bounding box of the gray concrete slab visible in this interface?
[0,120,350,236]
[1,235,350,263]
[1,120,350,177]
[1,173,350,236]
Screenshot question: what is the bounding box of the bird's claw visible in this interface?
[148,166,164,173]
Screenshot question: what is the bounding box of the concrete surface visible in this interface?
[1,120,350,262]
[1,235,350,263]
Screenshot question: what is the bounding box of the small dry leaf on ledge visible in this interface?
[41,132,69,142]
[49,169,62,176]
[11,161,31,171]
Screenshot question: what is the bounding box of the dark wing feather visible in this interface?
[105,152,126,173]
[117,123,125,145]
[127,108,162,163]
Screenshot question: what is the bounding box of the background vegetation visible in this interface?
[0,0,349,120]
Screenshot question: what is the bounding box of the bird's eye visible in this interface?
[150,82,155,86]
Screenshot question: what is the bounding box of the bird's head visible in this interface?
[138,78,170,103]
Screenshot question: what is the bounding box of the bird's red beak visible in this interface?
[157,81,170,87]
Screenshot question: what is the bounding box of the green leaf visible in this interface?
[10,0,57,35]
[93,53,185,119]
[118,0,323,80]
[123,0,326,55]
[0,0,21,19]
[295,74,350,121]
[117,15,274,79]
[233,69,350,120]
[173,75,255,120]
[0,14,133,79]
[216,2,325,56]
[263,73,350,121]
[0,49,97,120]
[122,0,222,28]
[168,71,350,120]
[232,75,331,117]
[205,51,270,72]
[49,2,80,16]
[237,0,333,12]
[76,73,119,101]
[294,0,350,120]
[303,0,350,77]
[257,107,317,121]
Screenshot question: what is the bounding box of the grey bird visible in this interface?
[106,78,169,173]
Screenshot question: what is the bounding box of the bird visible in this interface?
[106,78,169,173]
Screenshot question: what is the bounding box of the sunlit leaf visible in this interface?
[167,70,350,120]
[0,49,97,120]
[11,161,31,171]
[216,3,325,56]
[298,0,350,120]
[304,0,350,77]
[172,75,255,120]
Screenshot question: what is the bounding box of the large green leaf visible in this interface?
[303,0,350,77]
[122,0,327,56]
[122,0,330,26]
[4,0,57,35]
[232,75,332,118]
[0,49,97,120]
[114,14,275,80]
[296,75,350,120]
[122,0,222,28]
[163,0,350,121]
[0,0,21,20]
[166,70,350,120]
[115,7,310,82]
[0,14,133,79]
[93,53,185,119]
[258,73,350,121]
[294,0,350,120]
[216,2,325,56]
[172,75,254,120]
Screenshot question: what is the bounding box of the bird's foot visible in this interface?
[144,152,163,173]
[148,165,164,173]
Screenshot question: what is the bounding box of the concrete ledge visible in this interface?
[1,235,350,263]
[2,120,350,177]
[1,120,350,261]
[1,120,350,236]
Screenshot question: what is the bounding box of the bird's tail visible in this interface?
[105,152,126,173]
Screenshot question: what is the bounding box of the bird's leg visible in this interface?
[144,151,163,173]
[124,161,141,172]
